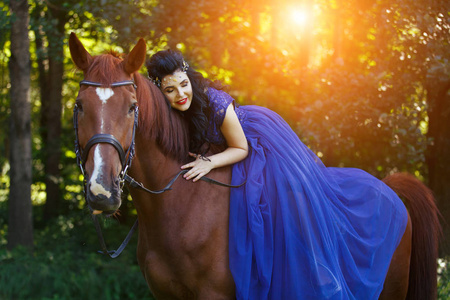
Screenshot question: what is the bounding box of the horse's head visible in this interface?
[69,32,146,215]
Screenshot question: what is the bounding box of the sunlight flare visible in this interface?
[290,8,309,26]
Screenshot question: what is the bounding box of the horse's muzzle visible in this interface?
[85,179,122,214]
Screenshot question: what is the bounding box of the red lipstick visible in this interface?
[177,98,187,105]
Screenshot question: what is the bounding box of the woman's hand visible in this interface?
[181,103,248,183]
[181,152,214,182]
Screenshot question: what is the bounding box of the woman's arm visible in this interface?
[181,104,248,182]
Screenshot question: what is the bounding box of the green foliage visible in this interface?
[0,1,10,50]
[0,212,154,299]
[438,258,450,299]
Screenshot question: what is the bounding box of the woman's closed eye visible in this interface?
[165,83,188,94]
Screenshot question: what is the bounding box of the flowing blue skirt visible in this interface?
[229,105,408,299]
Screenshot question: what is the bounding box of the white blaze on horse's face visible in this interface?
[96,87,115,131]
[88,87,115,199]
[90,145,112,198]
[95,87,115,104]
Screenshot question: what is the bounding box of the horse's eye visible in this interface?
[129,103,137,114]
[75,101,83,112]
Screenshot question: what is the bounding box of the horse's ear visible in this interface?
[123,38,146,75]
[69,32,93,72]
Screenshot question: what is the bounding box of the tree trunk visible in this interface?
[426,79,450,256]
[8,0,33,249]
[41,8,66,220]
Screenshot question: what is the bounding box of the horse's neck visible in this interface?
[131,135,181,193]
[130,137,189,242]
[129,132,230,235]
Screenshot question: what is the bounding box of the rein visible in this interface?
[124,170,245,194]
[75,79,245,258]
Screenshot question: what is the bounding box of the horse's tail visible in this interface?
[382,173,441,300]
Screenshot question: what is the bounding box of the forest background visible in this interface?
[1,0,449,299]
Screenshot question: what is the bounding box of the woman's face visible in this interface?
[160,70,193,111]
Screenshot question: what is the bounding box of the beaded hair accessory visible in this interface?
[149,59,189,88]
[149,76,161,87]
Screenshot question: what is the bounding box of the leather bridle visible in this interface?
[73,80,138,189]
[73,80,139,258]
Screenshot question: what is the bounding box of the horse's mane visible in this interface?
[134,73,190,163]
[86,53,190,163]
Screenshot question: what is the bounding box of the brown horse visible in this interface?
[69,32,441,300]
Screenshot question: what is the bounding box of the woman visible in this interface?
[146,50,407,299]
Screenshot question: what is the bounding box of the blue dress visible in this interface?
[206,88,408,300]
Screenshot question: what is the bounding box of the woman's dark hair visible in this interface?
[146,49,224,154]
